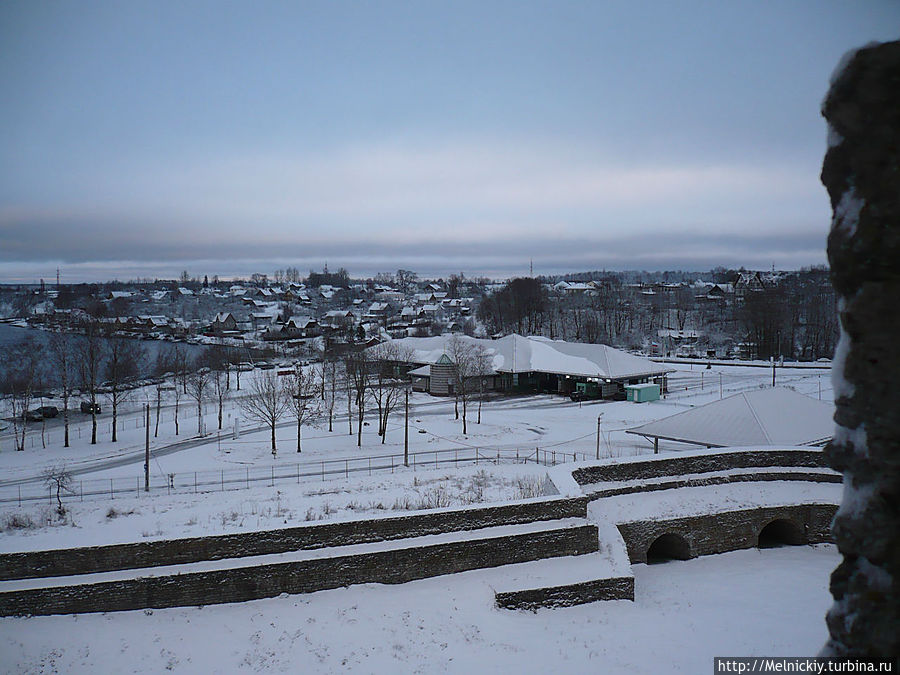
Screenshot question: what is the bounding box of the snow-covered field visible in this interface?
[0,360,839,672]
[0,361,832,549]
[0,360,832,479]
[0,544,839,673]
[0,463,551,553]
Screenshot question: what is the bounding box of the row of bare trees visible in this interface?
[0,322,243,452]
[0,321,145,451]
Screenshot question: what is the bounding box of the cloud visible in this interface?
[0,138,829,278]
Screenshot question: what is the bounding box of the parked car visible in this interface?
[36,406,59,418]
[24,409,43,422]
[80,401,102,414]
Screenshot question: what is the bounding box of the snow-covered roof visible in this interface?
[658,329,699,339]
[378,334,669,380]
[627,387,834,448]
[286,315,316,328]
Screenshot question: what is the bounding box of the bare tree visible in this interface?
[324,357,340,432]
[173,343,190,396]
[396,269,418,294]
[472,343,492,425]
[47,331,76,447]
[78,319,104,445]
[369,342,407,444]
[152,346,177,438]
[346,364,354,437]
[344,349,372,447]
[42,464,73,516]
[186,366,210,435]
[285,366,320,452]
[1,336,43,451]
[203,346,230,431]
[211,367,227,430]
[104,335,145,443]
[447,336,477,435]
[239,370,289,456]
[170,344,190,435]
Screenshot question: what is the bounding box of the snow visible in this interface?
[1,361,834,549]
[827,126,843,149]
[382,334,669,379]
[833,187,864,236]
[831,422,867,459]
[0,518,588,593]
[0,463,553,553]
[831,297,855,401]
[590,481,841,524]
[580,465,840,494]
[627,388,834,448]
[0,545,839,673]
[0,358,844,671]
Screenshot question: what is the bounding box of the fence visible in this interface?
[1,446,592,508]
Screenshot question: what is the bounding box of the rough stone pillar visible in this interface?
[820,40,900,657]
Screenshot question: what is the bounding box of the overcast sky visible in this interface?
[1,1,898,283]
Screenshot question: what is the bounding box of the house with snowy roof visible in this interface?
[208,312,238,333]
[374,334,671,398]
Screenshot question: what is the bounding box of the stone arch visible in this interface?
[646,533,692,563]
[757,518,806,548]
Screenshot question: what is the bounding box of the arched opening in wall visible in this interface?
[646,533,691,563]
[758,519,806,548]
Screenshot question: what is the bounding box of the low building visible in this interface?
[374,334,671,398]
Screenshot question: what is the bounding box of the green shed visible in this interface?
[625,383,660,403]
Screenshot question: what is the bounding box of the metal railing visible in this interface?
[1,446,592,508]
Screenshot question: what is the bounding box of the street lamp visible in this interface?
[404,387,410,467]
[596,414,603,460]
[144,401,150,492]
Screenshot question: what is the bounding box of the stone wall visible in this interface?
[572,449,827,486]
[0,523,599,617]
[820,40,900,657]
[616,504,837,564]
[495,576,634,610]
[0,496,588,581]
[587,471,840,499]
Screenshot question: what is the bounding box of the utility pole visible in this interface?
[144,403,150,492]
[404,388,409,467]
[596,414,602,460]
[772,357,776,387]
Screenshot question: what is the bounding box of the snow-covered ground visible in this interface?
[591,480,841,523]
[0,361,833,547]
[0,544,839,673]
[0,361,832,480]
[0,463,551,553]
[0,360,840,672]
